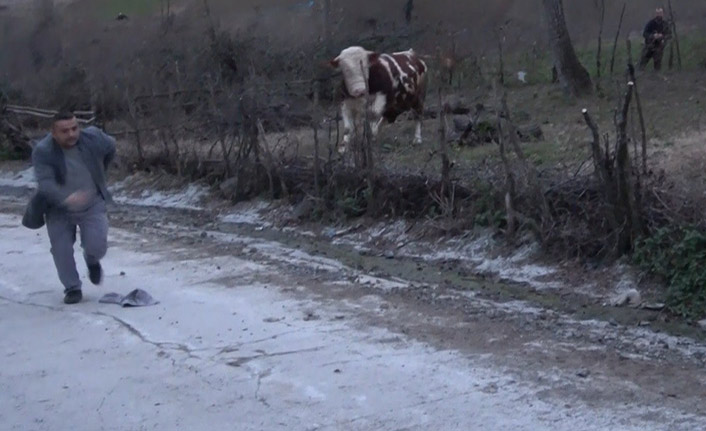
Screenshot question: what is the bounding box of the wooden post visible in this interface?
[497,29,505,86]
[582,109,610,187]
[497,110,516,239]
[582,108,619,238]
[438,88,450,197]
[124,87,145,166]
[626,40,648,175]
[359,60,375,214]
[615,81,641,253]
[502,93,551,226]
[312,79,321,198]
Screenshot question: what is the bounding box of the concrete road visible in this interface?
[1,209,705,431]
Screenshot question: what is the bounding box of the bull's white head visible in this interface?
[330,46,379,98]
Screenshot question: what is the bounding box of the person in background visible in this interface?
[639,7,671,71]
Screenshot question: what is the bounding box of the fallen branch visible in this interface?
[4,105,95,123]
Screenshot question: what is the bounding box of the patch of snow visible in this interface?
[469,242,558,288]
[0,166,656,308]
[0,167,36,189]
[111,183,208,210]
[415,233,559,290]
[368,220,408,239]
[455,291,547,317]
[608,288,642,307]
[220,200,274,226]
[563,317,706,362]
[337,274,409,292]
[282,226,317,238]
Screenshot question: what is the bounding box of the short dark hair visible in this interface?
[52,111,76,123]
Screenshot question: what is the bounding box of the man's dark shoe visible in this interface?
[64,290,83,304]
[88,262,103,285]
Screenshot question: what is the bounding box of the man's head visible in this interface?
[655,7,664,20]
[51,112,80,149]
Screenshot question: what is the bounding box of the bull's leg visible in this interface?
[340,100,355,153]
[370,117,384,138]
[369,93,387,141]
[413,107,423,145]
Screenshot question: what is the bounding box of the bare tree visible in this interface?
[594,0,605,92]
[542,0,592,97]
[667,0,682,70]
[582,81,644,255]
[322,0,332,54]
[609,2,626,76]
[404,0,414,25]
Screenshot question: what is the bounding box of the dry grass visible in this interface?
[652,130,706,208]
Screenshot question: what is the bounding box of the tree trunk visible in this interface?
[542,0,592,97]
[595,0,605,92]
[323,0,332,55]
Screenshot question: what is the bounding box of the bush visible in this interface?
[633,226,706,320]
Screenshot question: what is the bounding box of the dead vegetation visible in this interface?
[2,0,706,318]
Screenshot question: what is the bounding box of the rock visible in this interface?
[513,110,532,123]
[218,177,238,197]
[291,198,315,220]
[576,369,590,378]
[452,115,471,133]
[698,319,706,331]
[609,289,642,307]
[303,310,319,321]
[458,118,498,147]
[443,95,471,115]
[517,124,544,142]
[425,96,472,118]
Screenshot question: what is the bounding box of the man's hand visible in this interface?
[64,190,92,210]
[654,33,663,39]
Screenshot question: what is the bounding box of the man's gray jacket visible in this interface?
[22,126,116,229]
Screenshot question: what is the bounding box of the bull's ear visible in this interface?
[368,52,379,63]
